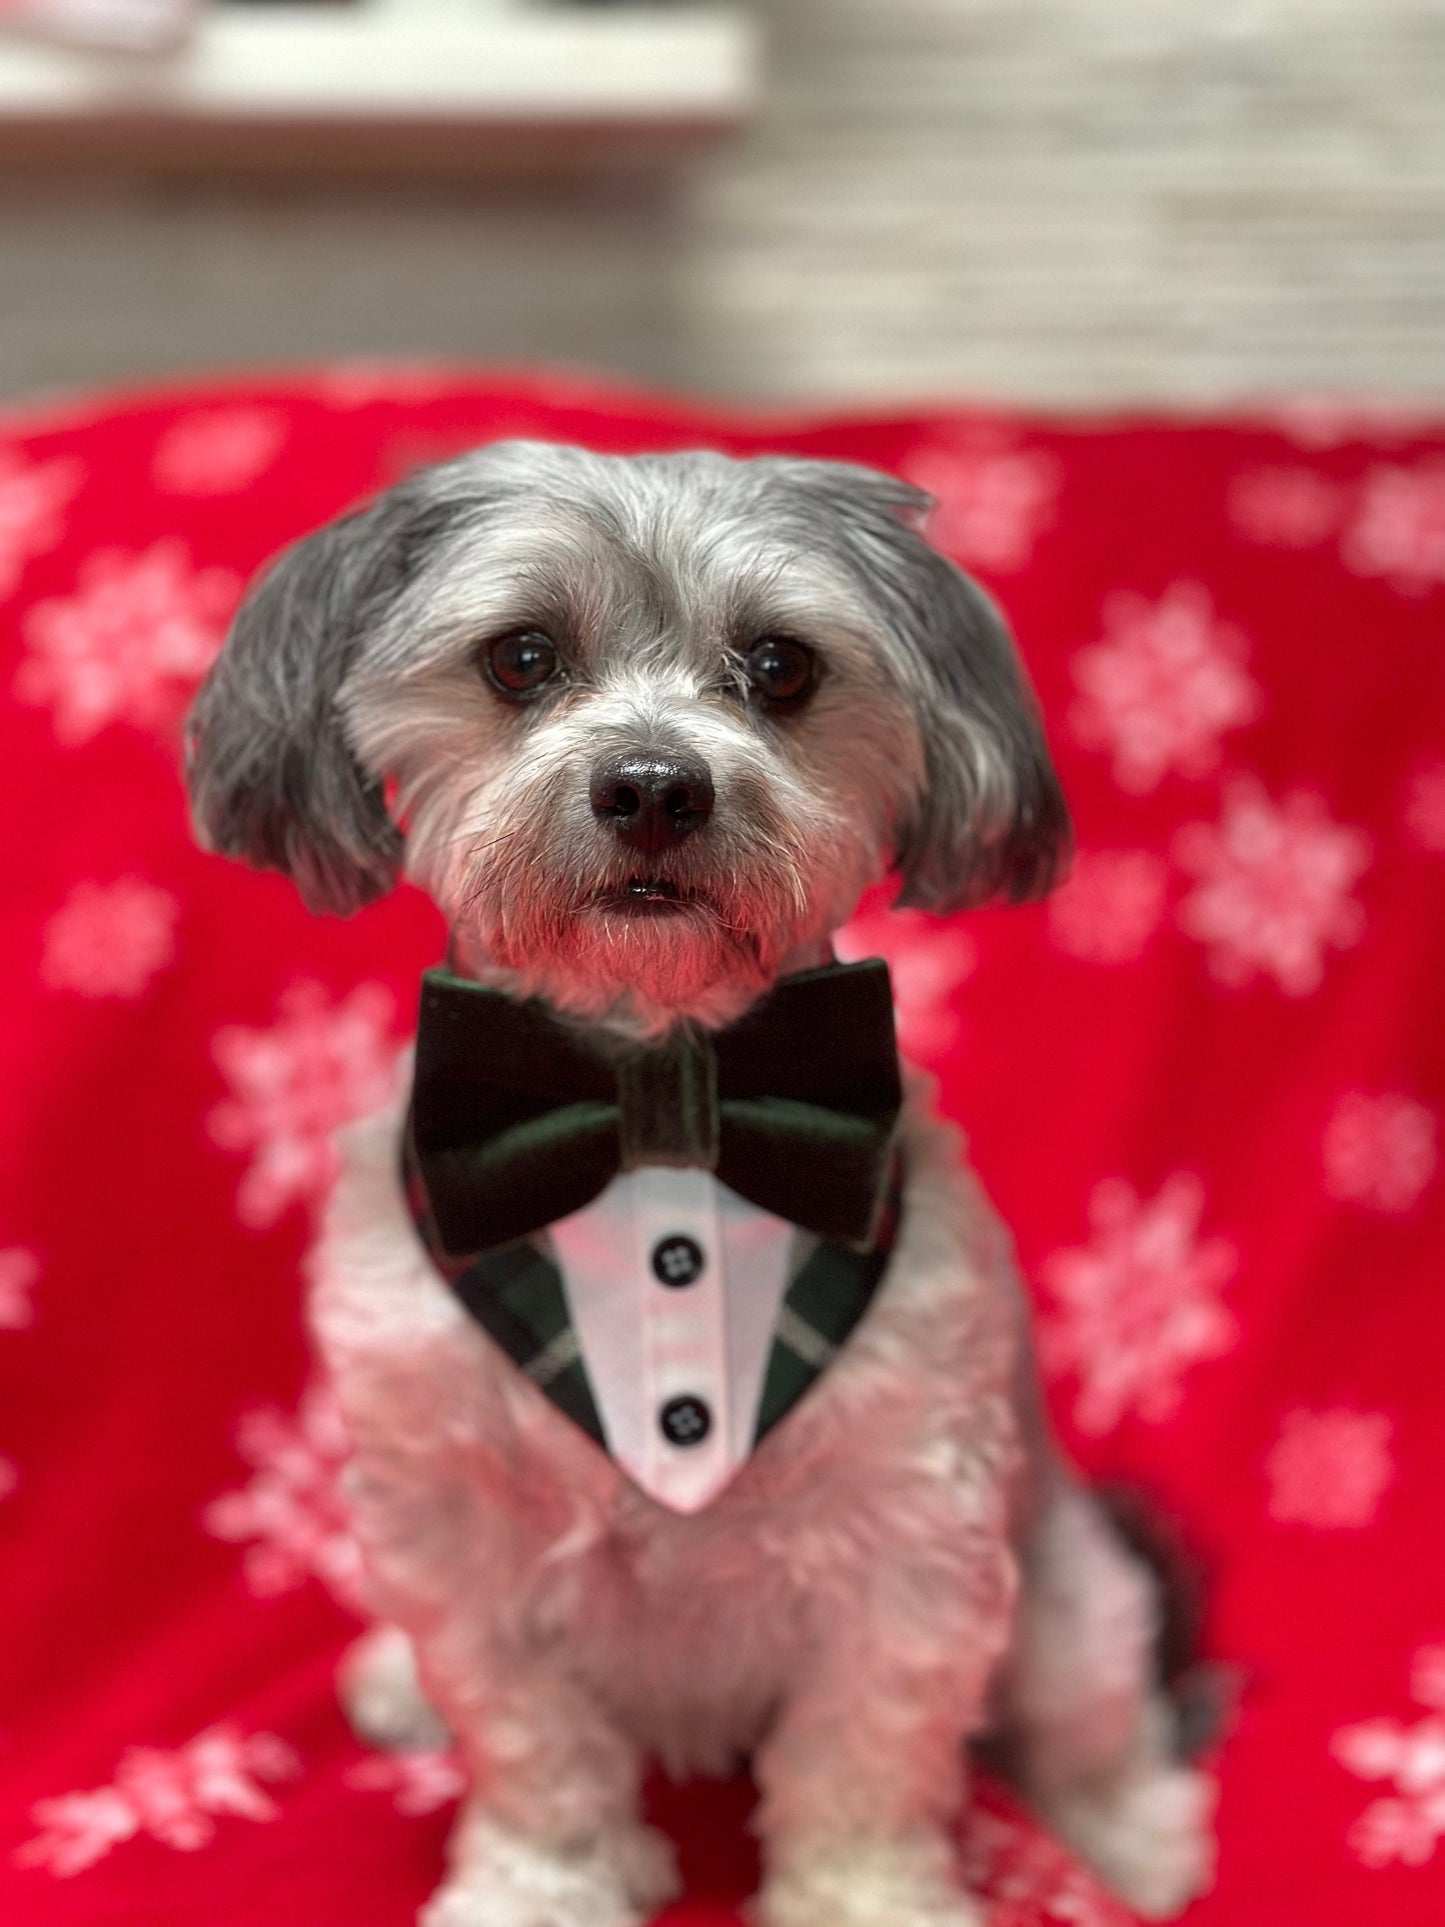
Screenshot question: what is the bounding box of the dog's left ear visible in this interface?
[781,461,1071,912]
[185,479,457,914]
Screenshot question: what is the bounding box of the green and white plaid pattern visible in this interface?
[405,1141,901,1455]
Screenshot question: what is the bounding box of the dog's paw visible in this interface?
[421,1817,680,1927]
[338,1623,451,1751]
[603,1819,683,1914]
[759,1833,985,1927]
[1043,1763,1215,1921]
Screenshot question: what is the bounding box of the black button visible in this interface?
[651,1234,705,1288]
[659,1394,712,1448]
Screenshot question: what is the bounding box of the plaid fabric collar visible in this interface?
[402,1137,902,1460]
[398,964,905,1472]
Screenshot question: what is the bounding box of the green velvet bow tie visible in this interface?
[407,958,903,1256]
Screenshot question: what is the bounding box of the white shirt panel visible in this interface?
[545,1167,797,1513]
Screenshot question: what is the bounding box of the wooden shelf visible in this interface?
[0,4,756,171]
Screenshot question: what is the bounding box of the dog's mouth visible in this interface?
[593,875,711,918]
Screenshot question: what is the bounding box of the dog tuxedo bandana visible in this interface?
[403,960,904,1511]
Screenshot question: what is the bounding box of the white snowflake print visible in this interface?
[960,1805,1125,1927]
[1403,761,1445,855]
[0,1248,35,1502]
[835,902,977,1062]
[1046,850,1168,965]
[151,406,287,496]
[208,981,400,1228]
[1322,1092,1438,1214]
[1227,466,1346,550]
[0,1247,39,1329]
[16,539,239,744]
[1040,1175,1238,1437]
[1266,1408,1395,1528]
[204,1382,363,1608]
[41,878,180,998]
[316,358,456,409]
[1069,583,1263,795]
[1174,778,1371,996]
[903,439,1061,573]
[1333,1645,1445,1870]
[1268,396,1426,450]
[1342,461,1445,593]
[0,447,81,599]
[15,1725,300,1877]
[345,1748,467,1816]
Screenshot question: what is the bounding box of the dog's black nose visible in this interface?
[590,754,715,854]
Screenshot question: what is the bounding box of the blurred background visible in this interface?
[0,0,1441,415]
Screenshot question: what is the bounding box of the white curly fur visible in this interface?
[313,1086,1212,1925]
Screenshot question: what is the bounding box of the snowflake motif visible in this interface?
[1174,779,1371,996]
[16,540,239,745]
[960,1805,1126,1927]
[0,1247,39,1329]
[207,981,400,1228]
[1333,1646,1445,1870]
[15,1725,299,1877]
[1342,462,1445,593]
[151,406,287,496]
[41,878,179,998]
[345,1748,467,1816]
[1403,761,1445,853]
[316,359,457,409]
[1266,1408,1395,1528]
[904,440,1061,572]
[1227,466,1346,549]
[1069,583,1262,795]
[0,447,81,599]
[1046,850,1168,965]
[1040,1175,1238,1437]
[835,903,977,1062]
[1414,1649,1445,1708]
[204,1383,362,1609]
[1322,1092,1438,1214]
[1268,397,1427,449]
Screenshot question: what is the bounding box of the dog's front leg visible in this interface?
[752,1558,1011,1927]
[420,1649,678,1927]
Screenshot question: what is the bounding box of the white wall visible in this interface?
[1,0,1442,409]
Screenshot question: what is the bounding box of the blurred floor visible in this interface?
[1,0,1443,409]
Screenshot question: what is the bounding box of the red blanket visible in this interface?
[1,369,1442,1926]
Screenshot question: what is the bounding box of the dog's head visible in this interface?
[187,442,1068,1036]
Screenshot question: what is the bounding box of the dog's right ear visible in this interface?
[186,483,451,915]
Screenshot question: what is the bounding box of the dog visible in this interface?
[186,442,1215,1927]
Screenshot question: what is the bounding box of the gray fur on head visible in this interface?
[186,441,1069,945]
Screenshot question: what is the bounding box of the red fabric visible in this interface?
[1,368,1443,1926]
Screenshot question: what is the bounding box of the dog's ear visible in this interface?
[185,480,456,915]
[771,460,1071,913]
[888,533,1072,913]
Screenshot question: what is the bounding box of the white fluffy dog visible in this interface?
[187,444,1214,1927]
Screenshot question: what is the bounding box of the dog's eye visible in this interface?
[483,629,561,699]
[745,636,816,709]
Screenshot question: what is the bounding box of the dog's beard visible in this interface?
[411,804,874,1042]
[488,885,779,1035]
[397,735,888,1038]
[459,847,816,1038]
